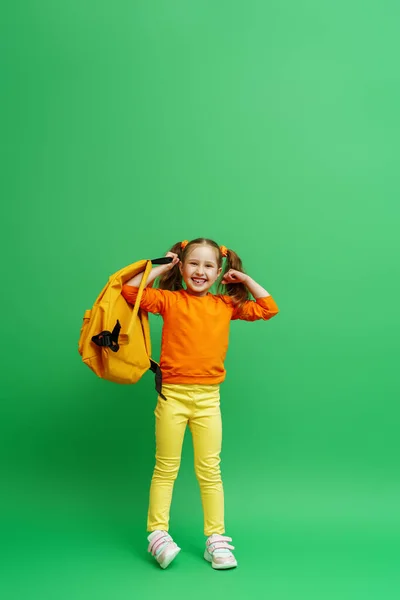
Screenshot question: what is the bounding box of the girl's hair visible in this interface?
[157,238,250,306]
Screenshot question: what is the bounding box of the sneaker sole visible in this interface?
[204,549,238,570]
[159,546,181,569]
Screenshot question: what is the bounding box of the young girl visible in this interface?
[121,238,279,570]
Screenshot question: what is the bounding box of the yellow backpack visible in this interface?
[78,257,171,398]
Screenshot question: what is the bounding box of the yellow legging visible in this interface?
[147,383,225,536]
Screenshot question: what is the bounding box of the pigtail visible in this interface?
[157,242,184,291]
[218,249,250,306]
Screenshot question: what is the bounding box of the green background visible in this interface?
[2,1,399,598]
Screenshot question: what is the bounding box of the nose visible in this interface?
[195,264,205,276]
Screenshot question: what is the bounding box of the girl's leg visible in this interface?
[189,385,225,536]
[147,386,190,532]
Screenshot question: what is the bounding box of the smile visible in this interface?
[192,278,207,285]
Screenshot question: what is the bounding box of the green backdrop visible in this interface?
[2,1,399,599]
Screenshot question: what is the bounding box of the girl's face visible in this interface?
[180,245,222,296]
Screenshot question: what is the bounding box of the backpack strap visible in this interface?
[126,260,168,401]
[126,260,153,341]
[151,257,173,265]
[125,256,172,341]
[150,360,165,400]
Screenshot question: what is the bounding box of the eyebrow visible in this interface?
[189,258,217,264]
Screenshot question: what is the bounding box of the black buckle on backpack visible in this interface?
[92,320,121,352]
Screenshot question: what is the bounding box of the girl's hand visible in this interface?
[165,252,180,270]
[221,269,248,285]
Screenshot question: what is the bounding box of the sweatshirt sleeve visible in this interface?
[121,284,173,315]
[231,295,279,322]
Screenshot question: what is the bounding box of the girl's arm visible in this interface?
[242,276,270,299]
[125,252,180,287]
[223,269,279,321]
[222,269,270,299]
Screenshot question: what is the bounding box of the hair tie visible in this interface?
[181,240,189,251]
[220,245,228,257]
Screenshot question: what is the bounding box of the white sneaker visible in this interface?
[204,534,238,569]
[147,530,181,569]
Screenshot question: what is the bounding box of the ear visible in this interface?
[217,267,223,277]
[178,260,183,275]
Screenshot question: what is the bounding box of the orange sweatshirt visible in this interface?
[121,285,279,385]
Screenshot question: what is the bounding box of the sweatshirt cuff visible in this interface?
[255,295,279,310]
[122,284,139,290]
[121,284,139,301]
